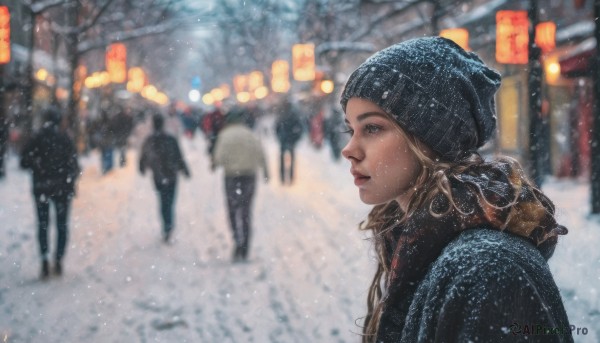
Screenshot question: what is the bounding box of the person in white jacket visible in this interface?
[212,106,269,262]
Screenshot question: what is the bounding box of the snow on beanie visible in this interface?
[340,36,501,161]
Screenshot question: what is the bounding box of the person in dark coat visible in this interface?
[97,110,115,174]
[323,108,345,161]
[275,98,303,185]
[20,106,80,279]
[139,113,190,243]
[340,37,573,342]
[110,106,134,167]
[203,104,225,157]
[0,111,8,179]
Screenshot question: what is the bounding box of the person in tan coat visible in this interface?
[212,106,269,262]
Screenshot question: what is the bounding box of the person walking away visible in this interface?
[97,110,115,174]
[20,106,80,279]
[212,106,269,262]
[323,108,345,161]
[139,114,191,243]
[0,110,8,179]
[340,37,573,342]
[275,98,303,185]
[111,106,134,167]
[203,103,225,157]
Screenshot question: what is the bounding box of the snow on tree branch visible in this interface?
[316,42,376,56]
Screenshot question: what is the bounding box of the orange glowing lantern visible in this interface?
[127,67,146,93]
[535,21,556,53]
[219,84,231,99]
[248,71,264,92]
[439,28,469,51]
[0,6,10,64]
[106,43,127,83]
[292,43,315,81]
[496,10,529,64]
[233,74,248,94]
[271,60,290,93]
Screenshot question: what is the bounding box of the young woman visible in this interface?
[340,37,573,343]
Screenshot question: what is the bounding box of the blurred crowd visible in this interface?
[1,93,349,278]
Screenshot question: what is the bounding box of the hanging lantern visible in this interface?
[271,60,290,93]
[292,43,315,81]
[210,87,225,102]
[219,84,231,99]
[320,80,334,94]
[496,10,529,64]
[0,6,10,64]
[233,74,250,103]
[535,21,556,53]
[127,67,146,93]
[439,28,469,51]
[233,74,248,94]
[248,71,267,99]
[248,71,264,92]
[106,43,127,83]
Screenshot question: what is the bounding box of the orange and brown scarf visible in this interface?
[384,158,568,302]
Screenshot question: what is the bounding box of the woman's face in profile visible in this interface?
[342,98,421,208]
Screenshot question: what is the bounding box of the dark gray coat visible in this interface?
[20,125,80,197]
[376,228,573,343]
[139,131,189,188]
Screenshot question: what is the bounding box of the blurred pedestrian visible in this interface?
[20,106,80,279]
[181,107,198,139]
[110,106,134,167]
[212,106,269,262]
[309,110,324,149]
[340,37,572,342]
[323,108,345,161]
[275,97,303,185]
[97,109,115,174]
[0,111,8,179]
[139,114,190,243]
[203,103,225,157]
[165,102,182,137]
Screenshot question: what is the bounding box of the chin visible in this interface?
[359,190,392,205]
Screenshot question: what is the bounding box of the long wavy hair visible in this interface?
[358,116,548,342]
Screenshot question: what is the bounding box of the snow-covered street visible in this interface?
[0,118,599,342]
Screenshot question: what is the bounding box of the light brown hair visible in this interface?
[358,115,547,342]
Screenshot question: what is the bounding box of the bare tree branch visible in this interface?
[316,41,377,56]
[77,0,117,35]
[347,0,427,42]
[23,0,67,14]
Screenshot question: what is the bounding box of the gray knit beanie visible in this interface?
[340,36,501,161]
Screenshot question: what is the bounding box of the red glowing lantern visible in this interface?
[496,10,529,64]
[106,43,127,83]
[535,21,556,53]
[0,6,10,64]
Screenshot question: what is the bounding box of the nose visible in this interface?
[342,135,363,161]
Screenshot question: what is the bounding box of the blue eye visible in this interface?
[341,127,354,136]
[364,124,381,134]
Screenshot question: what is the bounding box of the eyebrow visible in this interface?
[344,111,388,124]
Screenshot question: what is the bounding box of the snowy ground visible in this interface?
[0,116,598,342]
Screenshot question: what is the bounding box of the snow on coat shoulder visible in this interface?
[379,228,574,343]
